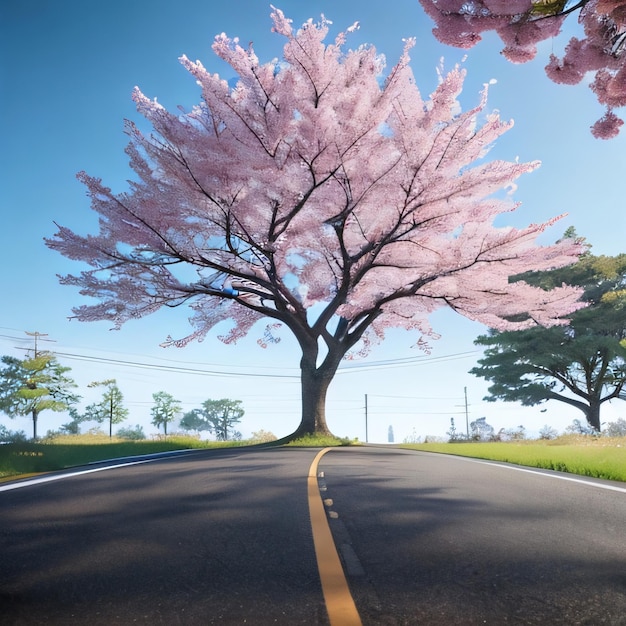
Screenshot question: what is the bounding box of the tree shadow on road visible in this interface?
[320,447,626,625]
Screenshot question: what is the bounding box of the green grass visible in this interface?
[0,434,248,480]
[283,433,360,447]
[401,435,626,482]
[8,433,623,484]
[0,432,362,480]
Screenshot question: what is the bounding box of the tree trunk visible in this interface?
[585,401,602,432]
[290,346,339,439]
[32,409,38,441]
[284,316,365,441]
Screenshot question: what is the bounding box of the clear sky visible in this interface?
[1,1,625,442]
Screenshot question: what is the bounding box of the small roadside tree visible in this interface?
[565,418,597,435]
[446,417,462,442]
[0,354,80,440]
[0,425,28,443]
[116,424,146,440]
[179,409,211,435]
[470,416,495,441]
[250,429,277,443]
[418,0,626,138]
[539,424,559,440]
[470,241,626,432]
[84,379,129,438]
[150,391,182,436]
[59,406,87,435]
[181,399,244,441]
[46,9,583,439]
[605,417,626,437]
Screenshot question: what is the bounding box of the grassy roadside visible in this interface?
[0,434,249,481]
[6,434,623,484]
[0,433,359,481]
[401,435,626,482]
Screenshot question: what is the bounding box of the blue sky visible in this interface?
[1,1,625,441]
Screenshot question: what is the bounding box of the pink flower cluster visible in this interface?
[420,0,626,138]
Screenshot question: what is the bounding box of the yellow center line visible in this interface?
[308,448,362,626]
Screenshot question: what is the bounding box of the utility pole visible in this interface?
[464,386,470,438]
[25,331,54,357]
[109,392,114,438]
[365,393,368,443]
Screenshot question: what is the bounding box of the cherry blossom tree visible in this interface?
[46,8,584,439]
[418,0,626,138]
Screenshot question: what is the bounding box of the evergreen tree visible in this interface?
[150,391,182,436]
[471,239,626,432]
[84,379,129,438]
[181,399,244,441]
[0,354,79,440]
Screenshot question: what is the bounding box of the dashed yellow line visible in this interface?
[308,448,362,626]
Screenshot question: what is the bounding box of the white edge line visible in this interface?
[451,455,626,494]
[0,460,155,492]
[0,449,199,493]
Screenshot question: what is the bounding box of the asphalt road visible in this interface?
[1,446,626,624]
[0,448,329,625]
[319,447,626,625]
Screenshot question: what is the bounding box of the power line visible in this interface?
[367,393,465,401]
[54,351,301,379]
[338,350,479,372]
[53,348,479,378]
[370,410,467,416]
[0,327,481,380]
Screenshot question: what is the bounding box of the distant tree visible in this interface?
[0,424,28,443]
[0,354,80,440]
[58,421,80,435]
[565,418,597,435]
[605,417,626,437]
[86,426,107,437]
[46,8,584,441]
[59,406,87,435]
[494,424,526,441]
[180,409,212,435]
[447,417,460,442]
[539,424,559,440]
[150,391,182,436]
[470,416,495,441]
[116,424,146,440]
[84,379,129,438]
[471,241,626,432]
[250,429,278,443]
[403,428,423,444]
[204,399,244,441]
[181,399,244,441]
[418,0,626,138]
[513,425,526,440]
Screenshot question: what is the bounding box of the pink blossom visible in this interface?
[591,68,626,107]
[419,0,626,137]
[46,9,584,436]
[484,0,531,13]
[502,45,537,63]
[546,53,584,85]
[591,109,624,138]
